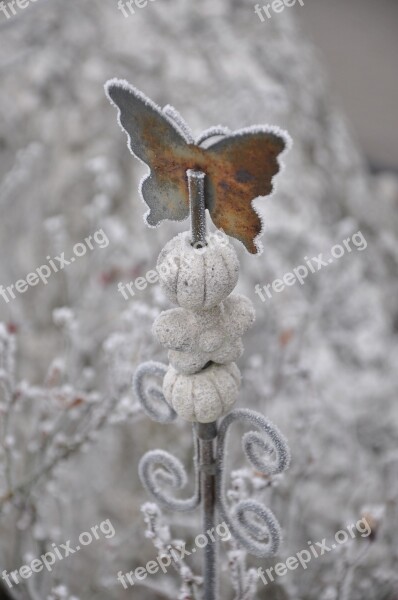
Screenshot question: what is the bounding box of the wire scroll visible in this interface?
[134,362,200,512]
[216,408,291,557]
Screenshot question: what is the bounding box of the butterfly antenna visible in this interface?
[163,104,195,144]
[196,126,231,147]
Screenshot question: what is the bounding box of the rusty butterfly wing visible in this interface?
[203,128,290,254]
[105,79,290,254]
[105,78,199,227]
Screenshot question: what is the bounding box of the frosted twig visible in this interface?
[141,503,202,598]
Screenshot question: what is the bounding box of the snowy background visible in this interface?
[0,0,397,599]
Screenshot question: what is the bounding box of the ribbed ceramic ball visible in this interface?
[157,231,239,310]
[163,362,241,423]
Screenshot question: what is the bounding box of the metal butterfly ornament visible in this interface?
[105,79,291,254]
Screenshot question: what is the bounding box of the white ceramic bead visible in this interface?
[152,294,255,374]
[163,362,241,423]
[156,231,239,310]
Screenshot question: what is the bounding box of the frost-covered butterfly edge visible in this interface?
[104,78,292,255]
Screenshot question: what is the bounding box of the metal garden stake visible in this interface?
[105,79,292,600]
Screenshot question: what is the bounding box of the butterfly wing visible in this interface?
[105,79,196,226]
[106,80,289,252]
[205,127,290,254]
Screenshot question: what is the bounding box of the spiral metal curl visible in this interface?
[133,361,176,423]
[134,363,199,512]
[216,408,291,557]
[139,430,200,512]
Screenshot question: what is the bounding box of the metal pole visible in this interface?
[197,422,218,600]
[187,169,207,248]
[187,169,218,600]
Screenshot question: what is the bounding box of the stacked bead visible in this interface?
[153,231,255,423]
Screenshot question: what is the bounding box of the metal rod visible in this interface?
[197,421,218,600]
[187,168,218,599]
[187,169,207,247]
